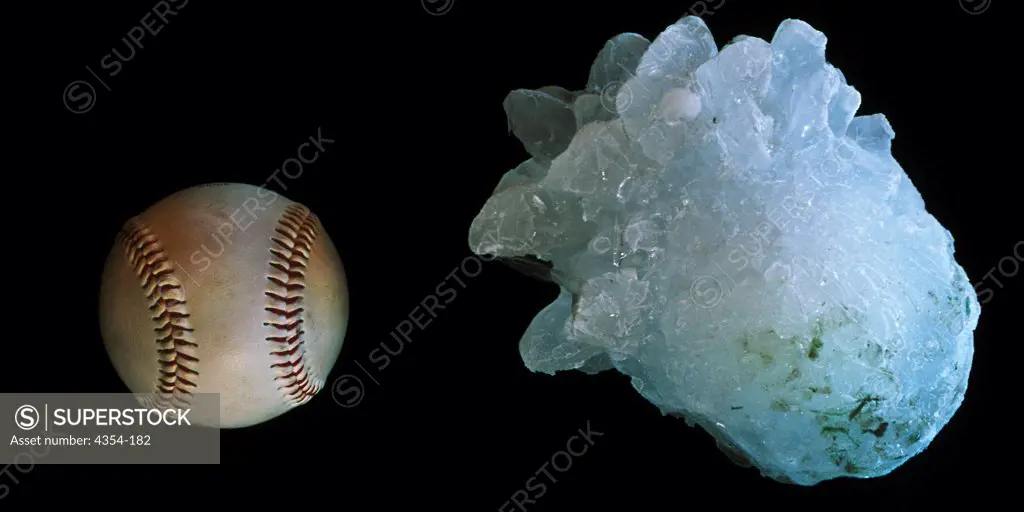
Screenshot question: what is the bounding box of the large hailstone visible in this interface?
[468,17,979,485]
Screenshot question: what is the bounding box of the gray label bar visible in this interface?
[0,393,220,464]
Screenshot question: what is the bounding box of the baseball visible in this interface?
[99,183,349,428]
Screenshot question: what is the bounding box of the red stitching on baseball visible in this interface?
[118,219,198,410]
[265,204,322,405]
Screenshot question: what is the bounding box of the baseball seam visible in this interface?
[265,204,322,405]
[119,220,199,409]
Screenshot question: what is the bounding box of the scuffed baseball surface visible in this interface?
[99,183,349,428]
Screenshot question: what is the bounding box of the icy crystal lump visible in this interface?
[468,17,979,485]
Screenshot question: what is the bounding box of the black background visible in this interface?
[1,0,1017,508]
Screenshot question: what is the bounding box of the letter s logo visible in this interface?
[15,405,39,430]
